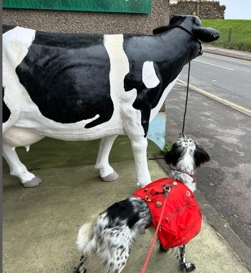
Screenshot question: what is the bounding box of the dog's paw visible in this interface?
[159,244,169,253]
[73,267,87,273]
[73,256,87,273]
[181,262,196,272]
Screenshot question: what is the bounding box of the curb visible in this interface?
[203,45,251,62]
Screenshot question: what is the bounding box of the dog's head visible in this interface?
[164,134,210,169]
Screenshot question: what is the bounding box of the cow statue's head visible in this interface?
[153,15,220,56]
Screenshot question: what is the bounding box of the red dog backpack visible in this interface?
[133,177,202,248]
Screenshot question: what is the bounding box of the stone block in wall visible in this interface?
[170,1,225,19]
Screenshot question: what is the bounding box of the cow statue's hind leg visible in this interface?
[2,127,45,187]
[95,135,119,182]
[3,142,42,187]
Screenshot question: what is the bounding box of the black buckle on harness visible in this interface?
[163,184,171,199]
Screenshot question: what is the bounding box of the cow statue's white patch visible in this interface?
[3,27,36,135]
[142,61,160,88]
[103,34,144,137]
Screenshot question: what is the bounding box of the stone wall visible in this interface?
[170,1,225,19]
[2,0,169,35]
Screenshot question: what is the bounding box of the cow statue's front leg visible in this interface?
[2,142,42,187]
[95,135,119,182]
[129,135,151,187]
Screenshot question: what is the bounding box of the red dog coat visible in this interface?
[133,178,202,248]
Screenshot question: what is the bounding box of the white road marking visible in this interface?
[194,59,234,71]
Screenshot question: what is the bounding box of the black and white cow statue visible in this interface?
[2,15,219,188]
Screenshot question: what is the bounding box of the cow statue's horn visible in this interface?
[192,27,220,43]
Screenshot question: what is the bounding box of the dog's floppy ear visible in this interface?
[164,143,183,167]
[194,143,210,167]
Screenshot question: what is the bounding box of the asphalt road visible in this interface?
[179,53,251,112]
[164,53,251,262]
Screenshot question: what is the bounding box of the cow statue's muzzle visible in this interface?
[193,26,219,56]
[175,25,219,56]
[192,26,220,43]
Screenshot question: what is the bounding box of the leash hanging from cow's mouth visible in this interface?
[181,61,191,135]
[170,25,201,135]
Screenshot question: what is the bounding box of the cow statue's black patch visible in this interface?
[3,25,16,34]
[16,31,114,128]
[2,86,11,123]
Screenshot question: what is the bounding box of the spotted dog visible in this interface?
[74,134,210,273]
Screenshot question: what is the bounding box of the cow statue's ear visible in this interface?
[192,27,220,42]
[153,26,169,35]
[153,15,186,34]
[169,15,186,26]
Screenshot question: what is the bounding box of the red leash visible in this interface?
[140,185,171,273]
[141,61,192,272]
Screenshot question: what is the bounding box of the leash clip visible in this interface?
[163,184,171,199]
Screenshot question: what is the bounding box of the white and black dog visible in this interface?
[74,134,210,273]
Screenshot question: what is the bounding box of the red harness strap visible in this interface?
[133,178,202,249]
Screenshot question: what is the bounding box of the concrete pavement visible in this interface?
[2,158,250,273]
[3,46,251,273]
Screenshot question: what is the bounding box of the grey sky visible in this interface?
[220,0,251,19]
[169,0,251,20]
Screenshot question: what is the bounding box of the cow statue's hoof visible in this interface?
[100,171,119,182]
[22,177,42,188]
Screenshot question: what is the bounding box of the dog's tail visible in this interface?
[76,222,96,255]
